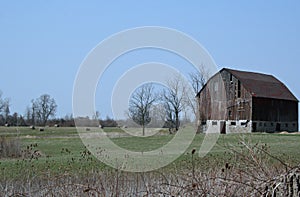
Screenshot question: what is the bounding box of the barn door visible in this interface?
[220,121,226,134]
[252,122,257,132]
[276,123,281,131]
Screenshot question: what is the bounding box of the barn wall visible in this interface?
[198,73,227,121]
[221,70,252,121]
[251,120,298,132]
[198,85,210,121]
[200,120,222,133]
[252,97,298,122]
[200,120,252,134]
[251,98,298,132]
[198,70,253,133]
[226,120,252,133]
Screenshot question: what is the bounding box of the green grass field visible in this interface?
[0,127,300,196]
[0,126,299,178]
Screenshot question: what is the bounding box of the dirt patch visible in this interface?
[23,135,37,138]
[279,131,289,134]
[279,131,300,134]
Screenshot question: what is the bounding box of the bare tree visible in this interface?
[93,111,100,120]
[34,94,57,126]
[162,76,187,132]
[163,101,176,133]
[189,67,209,94]
[0,91,10,125]
[24,100,36,126]
[0,91,9,113]
[128,83,156,136]
[187,67,210,132]
[4,103,10,123]
[0,91,3,112]
[161,68,209,133]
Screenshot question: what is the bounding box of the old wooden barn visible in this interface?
[197,68,298,133]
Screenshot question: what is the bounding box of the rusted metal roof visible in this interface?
[223,68,298,101]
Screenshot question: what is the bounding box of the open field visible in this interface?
[0,126,300,196]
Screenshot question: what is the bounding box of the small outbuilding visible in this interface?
[197,68,298,133]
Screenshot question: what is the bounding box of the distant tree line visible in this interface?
[0,91,119,127]
[0,68,209,131]
[0,93,58,127]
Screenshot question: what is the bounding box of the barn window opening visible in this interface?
[228,110,232,117]
[212,121,217,126]
[285,123,288,127]
[201,121,207,125]
[230,121,236,126]
[237,80,241,98]
[271,122,274,126]
[230,74,233,83]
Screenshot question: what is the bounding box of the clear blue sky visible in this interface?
[0,1,299,122]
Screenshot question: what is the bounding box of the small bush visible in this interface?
[0,136,21,158]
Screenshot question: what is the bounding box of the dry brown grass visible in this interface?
[0,136,21,158]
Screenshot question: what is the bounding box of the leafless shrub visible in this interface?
[0,136,21,158]
[21,143,42,160]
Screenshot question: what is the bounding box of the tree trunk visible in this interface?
[175,112,179,131]
[142,125,145,136]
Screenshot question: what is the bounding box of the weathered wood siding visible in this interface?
[199,70,252,122]
[252,97,298,122]
[198,73,227,121]
[221,70,252,121]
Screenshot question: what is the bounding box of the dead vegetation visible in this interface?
[0,136,21,158]
[0,138,299,196]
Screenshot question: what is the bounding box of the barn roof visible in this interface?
[223,68,298,101]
